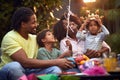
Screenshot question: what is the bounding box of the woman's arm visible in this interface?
[102,41,111,53]
[95,41,111,57]
[58,50,72,58]
[85,41,111,58]
[59,39,73,58]
[60,39,69,53]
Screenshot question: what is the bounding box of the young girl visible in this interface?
[36,29,72,60]
[76,17,110,57]
[53,13,110,58]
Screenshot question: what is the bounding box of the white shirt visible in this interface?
[60,37,111,58]
[76,25,110,53]
[60,37,85,57]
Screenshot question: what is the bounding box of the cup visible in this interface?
[103,58,111,71]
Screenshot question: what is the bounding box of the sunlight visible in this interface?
[83,0,96,3]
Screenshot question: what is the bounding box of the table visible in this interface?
[60,72,120,80]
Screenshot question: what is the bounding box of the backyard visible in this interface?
[0,0,120,54]
[0,0,120,80]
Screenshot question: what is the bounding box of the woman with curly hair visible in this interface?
[53,13,110,58]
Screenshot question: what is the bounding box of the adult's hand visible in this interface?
[84,47,109,58]
[85,49,98,58]
[56,58,75,69]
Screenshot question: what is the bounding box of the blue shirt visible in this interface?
[37,47,61,60]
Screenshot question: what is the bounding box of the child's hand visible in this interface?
[79,18,90,31]
[66,40,71,46]
[95,15,102,26]
[64,50,73,57]
[58,50,72,58]
[66,40,72,51]
[84,18,90,26]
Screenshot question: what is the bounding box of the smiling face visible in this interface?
[87,20,100,35]
[63,20,78,36]
[22,14,38,34]
[53,14,81,42]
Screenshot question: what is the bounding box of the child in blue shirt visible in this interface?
[36,29,72,60]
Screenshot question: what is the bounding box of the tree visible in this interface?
[79,0,120,53]
[0,0,62,45]
[0,0,14,45]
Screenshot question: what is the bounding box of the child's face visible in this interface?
[88,20,100,35]
[44,31,56,43]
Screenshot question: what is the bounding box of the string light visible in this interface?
[83,0,96,3]
[66,0,71,38]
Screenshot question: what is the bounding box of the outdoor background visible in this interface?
[0,0,120,54]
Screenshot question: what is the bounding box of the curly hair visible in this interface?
[53,13,81,42]
[11,7,34,31]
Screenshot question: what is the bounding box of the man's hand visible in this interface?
[55,58,75,69]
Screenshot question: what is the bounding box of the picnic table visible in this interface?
[60,71,120,80]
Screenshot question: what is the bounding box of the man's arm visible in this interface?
[11,48,74,69]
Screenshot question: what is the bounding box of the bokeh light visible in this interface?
[83,0,96,3]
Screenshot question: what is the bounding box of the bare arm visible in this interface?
[94,46,109,58]
[58,50,72,58]
[101,25,109,36]
[11,48,74,69]
[58,40,72,58]
[85,43,110,58]
[76,19,90,40]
